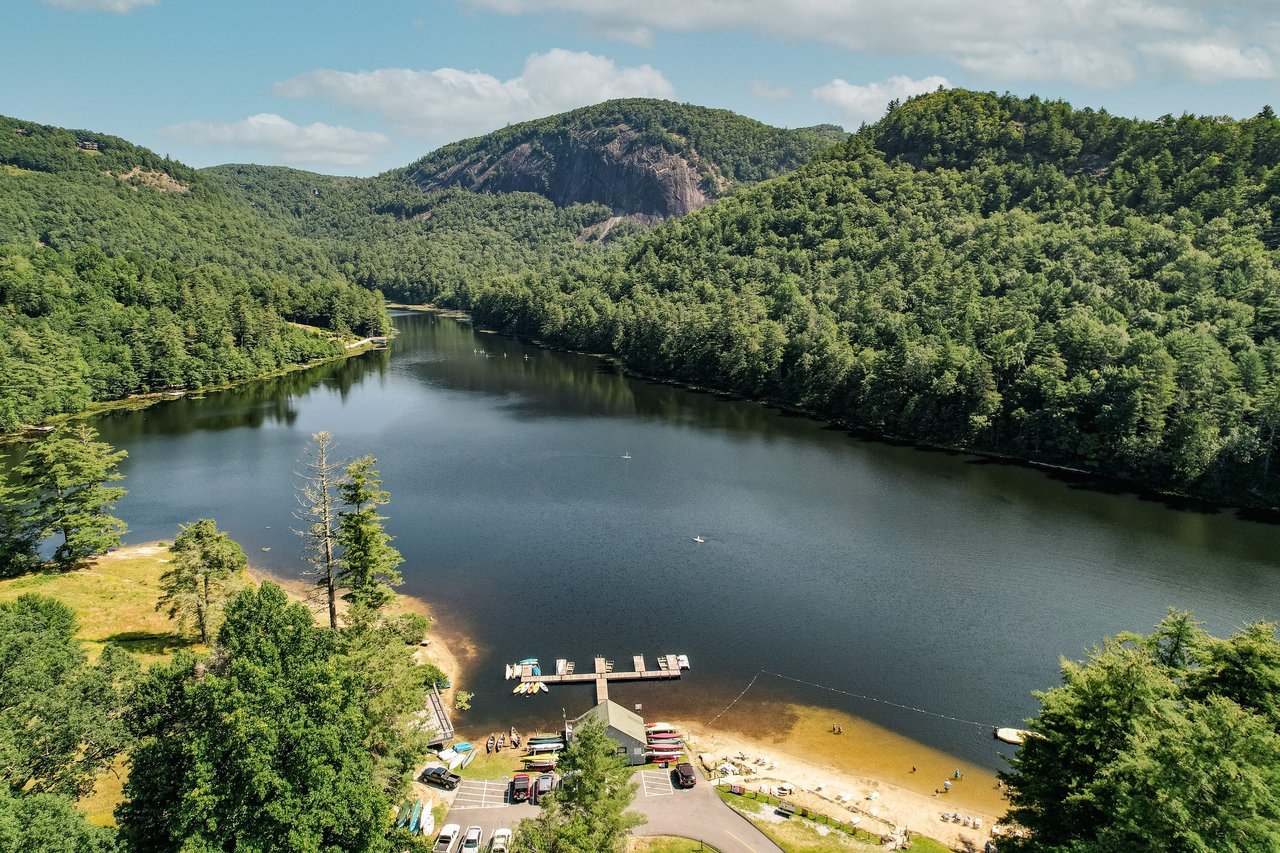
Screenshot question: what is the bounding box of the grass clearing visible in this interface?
[0,541,201,667]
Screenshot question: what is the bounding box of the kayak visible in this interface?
[645,722,677,732]
[395,802,412,828]
[518,658,539,666]
[407,799,423,833]
[646,732,682,740]
[537,682,549,693]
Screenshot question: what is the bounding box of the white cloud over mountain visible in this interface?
[274,49,674,144]
[464,0,1280,86]
[813,75,950,126]
[160,114,391,168]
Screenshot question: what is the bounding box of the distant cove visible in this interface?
[88,310,1280,770]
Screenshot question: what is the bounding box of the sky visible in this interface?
[6,0,1280,176]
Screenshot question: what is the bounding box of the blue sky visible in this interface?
[7,0,1280,175]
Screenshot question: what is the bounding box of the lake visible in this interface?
[86,310,1280,771]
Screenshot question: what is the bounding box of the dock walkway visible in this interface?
[519,654,685,703]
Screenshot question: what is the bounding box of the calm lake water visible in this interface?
[85,311,1280,769]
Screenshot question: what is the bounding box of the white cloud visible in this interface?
[813,75,950,125]
[43,0,155,11]
[462,0,1280,86]
[160,114,391,168]
[1141,41,1276,83]
[274,49,674,144]
[750,80,792,101]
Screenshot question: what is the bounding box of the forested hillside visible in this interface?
[459,91,1280,504]
[0,116,389,429]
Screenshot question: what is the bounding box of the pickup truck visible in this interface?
[432,823,460,853]
[420,765,462,790]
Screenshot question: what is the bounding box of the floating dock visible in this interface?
[516,654,688,703]
[415,683,454,747]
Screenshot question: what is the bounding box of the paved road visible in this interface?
[629,768,784,853]
[437,768,783,853]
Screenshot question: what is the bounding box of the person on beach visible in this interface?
[944,780,951,792]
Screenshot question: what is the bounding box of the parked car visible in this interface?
[461,825,483,851]
[675,762,697,788]
[510,773,532,802]
[421,764,462,790]
[489,828,512,852]
[532,772,556,803]
[432,823,461,853]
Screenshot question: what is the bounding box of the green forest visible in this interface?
[0,116,389,430]
[453,91,1280,505]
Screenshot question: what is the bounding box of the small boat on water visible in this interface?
[518,658,539,666]
[504,664,514,679]
[692,536,704,543]
[487,735,496,753]
[556,658,567,675]
[994,727,1030,745]
[513,683,528,695]
[646,722,677,732]
[622,452,631,459]
[538,682,549,693]
[677,654,690,669]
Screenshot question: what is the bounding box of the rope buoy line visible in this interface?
[707,669,992,730]
[706,672,759,726]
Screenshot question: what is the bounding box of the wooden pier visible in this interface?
[518,654,686,703]
[416,683,454,747]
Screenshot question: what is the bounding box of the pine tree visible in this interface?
[336,455,402,612]
[515,716,645,852]
[15,424,127,567]
[156,519,246,644]
[295,431,345,629]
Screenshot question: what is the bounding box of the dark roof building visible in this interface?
[573,700,648,765]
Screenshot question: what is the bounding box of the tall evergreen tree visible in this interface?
[295,431,345,629]
[514,716,645,852]
[156,519,246,644]
[336,455,402,612]
[14,424,126,567]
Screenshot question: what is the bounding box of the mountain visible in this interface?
[0,115,388,431]
[457,90,1280,505]
[395,99,847,218]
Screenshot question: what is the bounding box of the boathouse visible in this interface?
[573,700,648,765]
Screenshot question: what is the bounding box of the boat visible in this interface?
[994,727,1029,745]
[512,683,526,695]
[646,731,682,739]
[511,726,518,741]
[529,734,561,742]
[528,743,564,753]
[395,802,412,828]
[438,748,458,763]
[645,722,677,732]
[647,743,684,751]
[622,452,631,459]
[454,742,474,752]
[531,665,541,677]
[692,536,704,543]
[646,751,684,760]
[486,735,496,753]
[518,658,539,666]
[460,748,478,769]
[504,664,514,679]
[418,805,434,837]
[677,654,690,669]
[537,682,549,693]
[521,757,559,770]
[556,659,567,675]
[407,799,423,833]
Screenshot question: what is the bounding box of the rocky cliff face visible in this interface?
[406,125,718,218]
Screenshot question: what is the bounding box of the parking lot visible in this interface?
[450,779,511,810]
[638,768,675,797]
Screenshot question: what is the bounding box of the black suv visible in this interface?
[675,762,696,788]
[420,765,461,790]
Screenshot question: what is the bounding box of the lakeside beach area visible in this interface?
[2,542,1013,849]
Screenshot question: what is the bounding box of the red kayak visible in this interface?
[646,732,683,740]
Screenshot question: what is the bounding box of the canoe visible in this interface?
[645,722,677,732]
[487,735,496,753]
[407,799,423,833]
[460,748,478,769]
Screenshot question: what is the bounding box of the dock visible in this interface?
[517,654,687,703]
